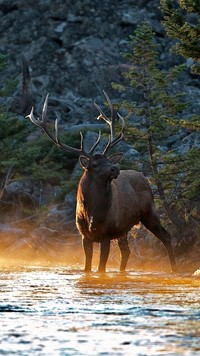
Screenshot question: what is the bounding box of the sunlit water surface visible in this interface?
[0,265,199,355]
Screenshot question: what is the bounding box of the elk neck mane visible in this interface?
[78,170,113,225]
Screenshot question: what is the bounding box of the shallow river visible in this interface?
[0,265,199,355]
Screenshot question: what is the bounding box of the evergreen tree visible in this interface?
[0,55,79,207]
[0,55,28,187]
[160,0,200,74]
[113,21,199,231]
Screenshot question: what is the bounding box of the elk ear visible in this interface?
[79,156,89,170]
[108,152,123,164]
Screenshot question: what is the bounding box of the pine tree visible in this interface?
[113,21,199,231]
[160,0,200,74]
[0,56,78,205]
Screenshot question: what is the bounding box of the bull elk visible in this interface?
[27,92,177,273]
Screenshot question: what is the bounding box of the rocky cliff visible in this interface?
[2,0,199,118]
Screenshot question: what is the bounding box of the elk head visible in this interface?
[26,91,125,179]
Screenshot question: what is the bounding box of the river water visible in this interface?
[0,265,199,356]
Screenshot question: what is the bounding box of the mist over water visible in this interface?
[0,264,199,356]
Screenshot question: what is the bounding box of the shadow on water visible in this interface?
[0,264,200,355]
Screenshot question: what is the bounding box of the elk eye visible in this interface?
[92,161,97,168]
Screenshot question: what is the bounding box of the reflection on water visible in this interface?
[0,265,200,355]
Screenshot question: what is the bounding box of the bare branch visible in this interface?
[0,166,13,200]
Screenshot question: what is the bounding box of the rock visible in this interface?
[1,0,198,124]
[0,224,26,253]
[4,179,61,206]
[0,224,26,236]
[34,190,77,234]
[124,147,141,160]
[65,191,76,210]
[5,181,24,195]
[193,268,200,276]
[177,132,200,154]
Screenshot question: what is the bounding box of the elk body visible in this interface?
[27,92,177,273]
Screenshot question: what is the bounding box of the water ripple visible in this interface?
[0,266,199,355]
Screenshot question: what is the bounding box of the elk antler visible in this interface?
[26,94,102,158]
[94,90,125,154]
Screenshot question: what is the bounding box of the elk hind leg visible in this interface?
[118,235,130,272]
[141,210,177,273]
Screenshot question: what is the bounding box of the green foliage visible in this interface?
[180,114,200,130]
[0,121,79,185]
[0,109,30,177]
[0,54,7,72]
[113,21,200,227]
[0,55,80,196]
[55,173,81,202]
[0,55,18,96]
[160,0,200,74]
[23,132,79,184]
[113,21,186,148]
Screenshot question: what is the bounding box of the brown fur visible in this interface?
[76,155,177,273]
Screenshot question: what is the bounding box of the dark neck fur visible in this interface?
[80,171,112,224]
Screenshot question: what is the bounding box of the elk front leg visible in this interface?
[82,237,93,272]
[118,236,130,272]
[98,239,110,273]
